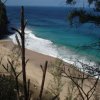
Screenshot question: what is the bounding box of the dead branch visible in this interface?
[39,61,48,100]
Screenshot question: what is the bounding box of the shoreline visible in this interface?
[0,39,80,99]
[0,38,96,77]
[9,29,98,70]
[0,39,100,100]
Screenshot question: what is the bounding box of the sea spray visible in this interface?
[10,28,58,57]
[9,28,97,70]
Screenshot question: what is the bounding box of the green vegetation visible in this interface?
[68,9,100,25]
[66,0,100,25]
[0,0,8,35]
[0,75,17,100]
[0,1,100,99]
[48,59,65,100]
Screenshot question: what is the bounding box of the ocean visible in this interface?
[7,6,100,67]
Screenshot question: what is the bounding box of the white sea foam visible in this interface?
[10,28,58,57]
[9,28,97,69]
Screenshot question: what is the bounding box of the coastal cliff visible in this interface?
[0,1,8,35]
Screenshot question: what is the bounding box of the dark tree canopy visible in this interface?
[0,0,8,35]
[66,0,100,25]
[95,1,100,11]
[66,0,100,9]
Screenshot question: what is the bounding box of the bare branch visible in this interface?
[40,65,44,72]
[7,59,17,77]
[52,94,59,100]
[0,57,3,65]
[25,59,29,67]
[88,76,99,99]
[24,20,27,29]
[17,70,22,78]
[11,27,22,38]
[15,34,21,48]
[2,64,9,72]
[65,70,87,97]
[39,61,48,100]
[27,79,30,100]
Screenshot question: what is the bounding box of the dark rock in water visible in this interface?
[0,1,9,36]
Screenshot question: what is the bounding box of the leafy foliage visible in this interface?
[88,0,93,6]
[66,0,100,25]
[66,0,76,4]
[95,1,100,11]
[68,9,100,25]
[0,75,17,100]
[48,59,65,100]
[0,0,8,34]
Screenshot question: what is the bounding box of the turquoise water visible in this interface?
[7,6,100,63]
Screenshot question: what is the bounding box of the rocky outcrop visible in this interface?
[0,1,8,35]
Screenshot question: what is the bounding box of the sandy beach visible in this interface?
[0,39,100,100]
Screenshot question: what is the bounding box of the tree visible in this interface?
[12,6,31,100]
[65,0,100,99]
[66,0,100,25]
[48,59,65,100]
[66,0,100,9]
[61,61,100,100]
[0,0,8,35]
